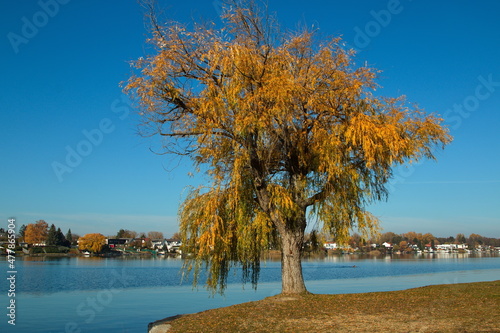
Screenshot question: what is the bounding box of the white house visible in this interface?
[166,239,182,252]
[323,242,338,250]
[151,239,182,252]
[435,243,468,252]
[151,239,166,249]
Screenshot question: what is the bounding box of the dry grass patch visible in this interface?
[159,280,500,332]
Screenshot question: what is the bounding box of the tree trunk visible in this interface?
[280,227,308,294]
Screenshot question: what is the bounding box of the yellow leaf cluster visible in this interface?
[24,220,49,245]
[78,233,106,254]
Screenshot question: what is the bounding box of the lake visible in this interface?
[1,253,499,333]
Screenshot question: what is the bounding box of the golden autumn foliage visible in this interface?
[125,0,451,294]
[78,233,106,253]
[24,220,49,245]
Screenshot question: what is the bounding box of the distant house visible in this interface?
[323,242,338,250]
[382,242,393,249]
[424,244,434,252]
[165,239,182,252]
[151,239,166,249]
[435,243,468,252]
[151,239,182,252]
[475,244,492,251]
[106,238,129,248]
[409,244,420,251]
[128,237,152,246]
[436,244,452,251]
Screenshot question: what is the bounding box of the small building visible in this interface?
[435,243,468,252]
[165,239,182,252]
[151,239,166,249]
[106,238,130,248]
[323,242,338,250]
[151,239,182,253]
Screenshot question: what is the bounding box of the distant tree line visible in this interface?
[9,222,498,251]
[111,229,181,241]
[14,220,77,248]
[333,231,500,251]
[11,222,181,247]
[277,230,500,254]
[76,229,181,253]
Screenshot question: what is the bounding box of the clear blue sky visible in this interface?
[1,0,499,238]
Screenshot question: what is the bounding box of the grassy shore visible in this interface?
[154,280,500,333]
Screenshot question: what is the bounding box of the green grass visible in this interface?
[158,280,500,332]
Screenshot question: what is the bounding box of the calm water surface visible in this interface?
[1,253,499,333]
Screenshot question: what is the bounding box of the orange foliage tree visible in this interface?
[78,233,106,253]
[24,220,49,245]
[125,1,451,294]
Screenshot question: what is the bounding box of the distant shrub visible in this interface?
[30,246,70,254]
[31,247,44,254]
[68,248,80,254]
[58,246,70,253]
[327,249,343,255]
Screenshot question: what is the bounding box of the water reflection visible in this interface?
[1,253,499,333]
[318,252,500,262]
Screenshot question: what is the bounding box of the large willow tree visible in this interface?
[125,1,451,294]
